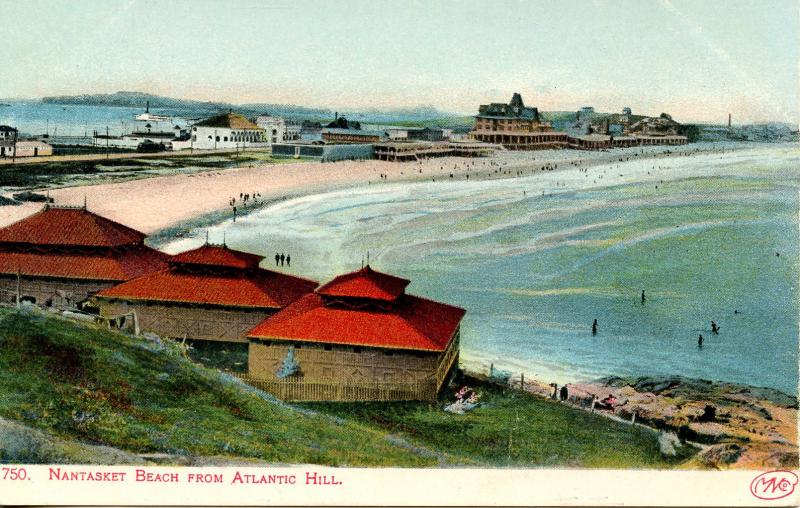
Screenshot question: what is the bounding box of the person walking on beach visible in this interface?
[275,253,280,266]
[592,319,598,336]
[286,254,291,267]
[279,253,285,266]
[711,321,719,334]
[698,334,704,348]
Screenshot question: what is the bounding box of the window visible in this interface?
[262,341,272,347]
[324,345,332,351]
[223,136,228,142]
[215,136,220,142]
[294,343,302,349]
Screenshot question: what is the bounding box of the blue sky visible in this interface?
[3,0,798,123]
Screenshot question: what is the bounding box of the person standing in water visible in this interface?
[592,319,598,336]
[698,334,704,348]
[641,290,646,305]
[711,321,719,334]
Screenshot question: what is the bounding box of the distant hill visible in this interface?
[41,91,334,120]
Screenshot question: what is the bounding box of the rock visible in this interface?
[697,443,743,468]
[658,431,682,456]
[0,417,144,464]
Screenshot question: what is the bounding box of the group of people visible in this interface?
[274,252,291,267]
[229,192,262,222]
[698,320,721,348]
[590,290,724,349]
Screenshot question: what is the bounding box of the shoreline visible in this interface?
[0,141,772,234]
[0,141,795,407]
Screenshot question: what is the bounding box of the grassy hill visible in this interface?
[0,307,694,467]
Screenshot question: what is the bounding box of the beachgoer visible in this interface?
[275,253,280,266]
[698,334,704,348]
[279,253,285,266]
[711,321,719,334]
[592,319,598,336]
[641,290,646,305]
[286,254,291,267]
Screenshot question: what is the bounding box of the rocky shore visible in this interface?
[490,372,798,469]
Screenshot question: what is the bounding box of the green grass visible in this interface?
[306,380,697,468]
[0,151,304,188]
[0,307,439,466]
[0,307,695,467]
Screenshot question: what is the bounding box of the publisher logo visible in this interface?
[750,470,798,500]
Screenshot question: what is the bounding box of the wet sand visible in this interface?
[0,142,757,235]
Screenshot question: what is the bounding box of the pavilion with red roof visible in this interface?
[95,243,317,343]
[0,205,168,309]
[246,265,465,401]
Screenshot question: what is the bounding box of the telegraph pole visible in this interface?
[11,128,17,164]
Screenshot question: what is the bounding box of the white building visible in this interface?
[191,113,266,150]
[0,125,17,141]
[255,115,286,145]
[1,140,53,157]
[285,120,302,140]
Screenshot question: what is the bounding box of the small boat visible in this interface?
[135,100,170,122]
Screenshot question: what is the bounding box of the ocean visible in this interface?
[160,145,800,395]
[0,101,190,138]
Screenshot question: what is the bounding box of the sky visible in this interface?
[3,0,798,123]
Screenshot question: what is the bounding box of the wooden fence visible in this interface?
[232,373,438,402]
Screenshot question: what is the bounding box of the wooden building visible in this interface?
[373,141,497,162]
[246,265,465,402]
[470,93,570,150]
[321,128,387,144]
[95,243,317,343]
[0,205,168,309]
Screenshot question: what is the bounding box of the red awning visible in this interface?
[248,293,465,352]
[97,269,317,309]
[0,206,147,247]
[316,265,410,302]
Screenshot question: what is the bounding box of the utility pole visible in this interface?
[15,268,21,308]
[106,126,110,159]
[11,127,17,164]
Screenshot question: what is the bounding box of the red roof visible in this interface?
[248,293,465,352]
[170,244,263,269]
[316,265,410,302]
[96,268,318,309]
[0,247,169,281]
[0,206,146,247]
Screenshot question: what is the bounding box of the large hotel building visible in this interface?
[470,93,569,150]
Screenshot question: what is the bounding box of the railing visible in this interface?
[231,373,438,402]
[434,338,459,389]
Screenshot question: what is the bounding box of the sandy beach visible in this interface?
[0,142,761,235]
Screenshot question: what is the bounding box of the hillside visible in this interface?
[0,307,442,466]
[0,307,693,467]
